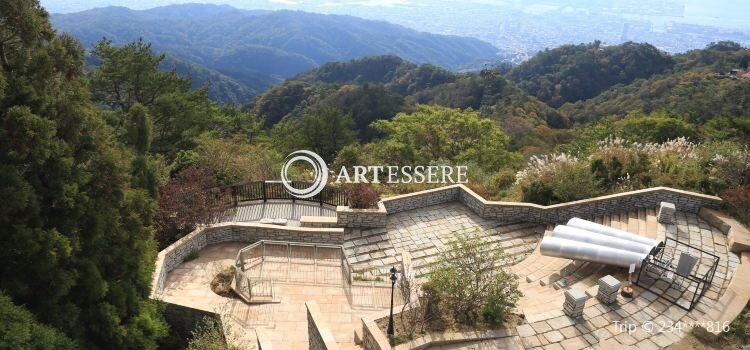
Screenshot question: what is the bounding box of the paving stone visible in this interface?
[591,327,613,341]
[522,335,543,348]
[559,326,580,339]
[517,324,537,337]
[547,316,576,329]
[614,331,637,346]
[650,333,673,348]
[590,315,610,328]
[635,339,661,350]
[559,336,588,350]
[543,330,565,343]
[582,333,598,345]
[542,343,563,350]
[531,321,553,334]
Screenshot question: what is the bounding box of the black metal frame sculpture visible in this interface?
[635,237,719,311]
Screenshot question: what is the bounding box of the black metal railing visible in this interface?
[216,180,348,207]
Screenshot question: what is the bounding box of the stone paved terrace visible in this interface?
[512,209,741,350]
[160,196,746,350]
[217,199,337,226]
[344,202,544,276]
[160,243,385,350]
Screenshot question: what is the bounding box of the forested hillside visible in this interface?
[51,4,499,102]
[507,41,675,107]
[558,42,750,125]
[242,42,748,221]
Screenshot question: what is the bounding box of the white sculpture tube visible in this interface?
[552,225,654,255]
[567,217,661,249]
[540,236,648,268]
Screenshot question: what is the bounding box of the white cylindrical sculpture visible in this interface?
[551,225,654,255]
[540,236,648,268]
[567,218,661,249]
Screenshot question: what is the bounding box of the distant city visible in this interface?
[42,0,750,63]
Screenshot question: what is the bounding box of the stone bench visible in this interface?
[699,208,750,253]
[259,218,288,226]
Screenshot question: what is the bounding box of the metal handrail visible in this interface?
[212,180,348,207]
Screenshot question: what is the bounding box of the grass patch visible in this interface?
[183,250,200,262]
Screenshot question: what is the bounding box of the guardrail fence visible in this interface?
[216,181,348,207]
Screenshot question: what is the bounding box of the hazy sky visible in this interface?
[39,0,750,31]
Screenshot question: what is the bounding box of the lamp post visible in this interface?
[387,266,397,338]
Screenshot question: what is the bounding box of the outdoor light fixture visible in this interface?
[387,266,398,338]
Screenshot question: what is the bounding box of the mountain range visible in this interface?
[51,4,500,104]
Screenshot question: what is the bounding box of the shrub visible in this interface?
[184,250,200,262]
[345,183,382,209]
[155,166,228,248]
[186,317,239,350]
[427,231,522,325]
[721,185,750,226]
[520,161,602,205]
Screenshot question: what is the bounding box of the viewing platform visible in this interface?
[152,184,749,350]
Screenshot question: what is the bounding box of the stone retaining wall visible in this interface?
[361,315,390,350]
[462,185,721,223]
[360,306,518,350]
[336,202,388,228]
[382,186,460,214]
[162,303,221,345]
[300,216,339,228]
[151,223,344,296]
[331,185,721,229]
[380,185,721,225]
[306,301,340,350]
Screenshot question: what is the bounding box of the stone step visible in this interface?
[539,260,589,286]
[552,262,603,290]
[412,247,536,276]
[646,210,659,240]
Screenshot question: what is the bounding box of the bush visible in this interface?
[427,231,522,325]
[721,186,750,226]
[184,250,200,262]
[520,161,602,205]
[186,317,239,350]
[345,183,382,209]
[155,167,228,248]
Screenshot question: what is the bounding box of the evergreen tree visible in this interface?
[0,1,166,348]
[90,38,225,156]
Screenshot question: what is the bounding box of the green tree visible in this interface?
[127,104,159,196]
[90,38,229,155]
[372,105,515,172]
[90,38,189,111]
[0,292,77,350]
[272,107,357,161]
[426,231,521,325]
[616,111,697,143]
[0,1,166,347]
[317,83,404,140]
